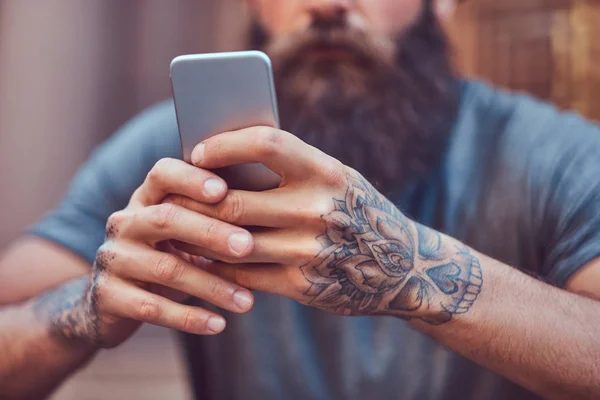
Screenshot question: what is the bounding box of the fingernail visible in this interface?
[233,290,253,310]
[207,316,226,333]
[191,143,205,165]
[204,179,225,198]
[228,232,251,255]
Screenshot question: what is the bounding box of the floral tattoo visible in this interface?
[301,174,483,324]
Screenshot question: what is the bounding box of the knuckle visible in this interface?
[106,211,127,238]
[294,244,320,264]
[181,310,196,332]
[320,159,346,189]
[155,157,176,173]
[209,278,228,299]
[147,158,170,185]
[137,298,161,322]
[314,195,336,216]
[95,243,117,274]
[180,164,197,189]
[289,271,310,294]
[308,204,327,224]
[203,220,221,242]
[295,200,331,226]
[91,273,109,301]
[258,127,283,157]
[149,203,179,230]
[219,193,245,224]
[153,254,184,283]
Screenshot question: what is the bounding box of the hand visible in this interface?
[42,159,256,348]
[168,127,483,325]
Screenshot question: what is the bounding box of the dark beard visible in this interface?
[250,2,459,194]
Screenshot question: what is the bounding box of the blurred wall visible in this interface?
[0,0,245,248]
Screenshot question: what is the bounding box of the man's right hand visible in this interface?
[39,158,256,349]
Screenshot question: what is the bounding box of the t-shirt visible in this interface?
[31,81,600,400]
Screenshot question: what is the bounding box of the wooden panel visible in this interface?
[446,1,478,76]
[450,0,600,121]
[476,0,572,17]
[567,0,600,119]
[479,10,556,99]
[550,7,574,110]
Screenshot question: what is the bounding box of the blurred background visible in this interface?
[0,0,598,398]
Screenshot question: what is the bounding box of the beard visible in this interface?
[250,1,460,194]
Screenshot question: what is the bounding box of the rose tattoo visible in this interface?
[301,175,483,325]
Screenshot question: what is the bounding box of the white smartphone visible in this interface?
[170,51,281,191]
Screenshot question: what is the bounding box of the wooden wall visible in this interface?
[448,0,600,121]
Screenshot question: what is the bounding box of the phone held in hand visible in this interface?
[170,51,281,191]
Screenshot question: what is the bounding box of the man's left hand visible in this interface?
[168,127,483,323]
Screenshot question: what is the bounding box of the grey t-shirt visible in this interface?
[31,81,600,399]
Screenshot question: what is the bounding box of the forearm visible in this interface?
[0,278,98,399]
[411,245,600,399]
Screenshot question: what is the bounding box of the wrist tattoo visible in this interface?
[301,174,483,324]
[33,274,101,347]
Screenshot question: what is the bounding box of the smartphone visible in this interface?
[170,51,281,191]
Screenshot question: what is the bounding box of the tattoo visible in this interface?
[33,255,108,347]
[33,278,97,346]
[301,174,483,324]
[105,219,120,240]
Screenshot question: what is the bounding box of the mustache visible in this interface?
[266,26,395,72]
[270,1,459,193]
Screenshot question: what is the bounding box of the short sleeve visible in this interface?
[525,108,600,287]
[29,101,181,264]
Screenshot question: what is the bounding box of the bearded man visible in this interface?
[1,1,600,399]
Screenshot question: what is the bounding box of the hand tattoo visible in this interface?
[301,174,483,325]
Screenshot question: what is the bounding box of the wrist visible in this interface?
[380,222,483,325]
[32,277,101,350]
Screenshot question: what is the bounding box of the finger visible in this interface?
[165,188,331,229]
[158,240,214,269]
[206,262,300,297]
[169,241,252,265]
[130,158,228,207]
[192,127,336,180]
[105,243,254,313]
[110,204,254,259]
[181,229,321,265]
[245,229,322,264]
[99,276,228,335]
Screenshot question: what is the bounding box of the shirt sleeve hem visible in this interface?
[27,227,98,266]
[547,248,600,289]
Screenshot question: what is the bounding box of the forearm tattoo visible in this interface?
[301,174,483,324]
[33,272,102,347]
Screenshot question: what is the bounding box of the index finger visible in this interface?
[191,127,329,179]
[130,158,228,208]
